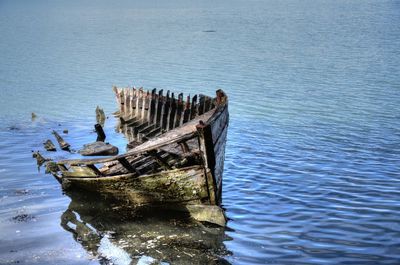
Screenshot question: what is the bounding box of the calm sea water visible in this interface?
[1,0,400,264]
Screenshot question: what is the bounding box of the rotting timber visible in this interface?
[49,87,229,226]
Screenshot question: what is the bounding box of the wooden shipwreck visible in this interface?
[49,87,229,226]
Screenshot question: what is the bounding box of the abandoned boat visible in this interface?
[49,87,229,226]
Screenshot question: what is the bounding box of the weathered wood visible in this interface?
[149,88,157,124]
[118,157,137,173]
[43,139,56,151]
[198,94,205,115]
[182,95,191,124]
[137,88,144,120]
[175,93,184,128]
[63,166,208,205]
[52,130,70,150]
[58,110,214,166]
[143,90,150,122]
[196,121,217,203]
[156,89,164,126]
[190,95,198,120]
[204,96,212,113]
[94,124,106,142]
[32,151,51,167]
[169,93,177,130]
[95,106,106,126]
[131,88,137,117]
[161,91,170,130]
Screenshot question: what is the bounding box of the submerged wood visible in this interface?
[48,88,229,226]
[43,139,56,151]
[52,130,70,150]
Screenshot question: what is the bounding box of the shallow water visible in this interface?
[1,0,400,264]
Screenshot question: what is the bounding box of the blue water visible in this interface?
[1,0,400,264]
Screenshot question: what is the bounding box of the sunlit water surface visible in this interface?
[1,0,400,264]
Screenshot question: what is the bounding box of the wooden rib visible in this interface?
[161,91,170,131]
[190,94,198,120]
[136,88,143,120]
[169,93,177,130]
[156,89,164,126]
[182,95,191,124]
[198,94,205,115]
[149,88,157,124]
[204,96,212,112]
[175,93,183,128]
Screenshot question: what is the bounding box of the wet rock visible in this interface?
[43,139,57,151]
[79,142,118,156]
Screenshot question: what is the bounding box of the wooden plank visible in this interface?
[118,157,137,174]
[210,105,229,145]
[196,122,217,204]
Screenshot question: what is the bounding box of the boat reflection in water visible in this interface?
[60,190,232,265]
